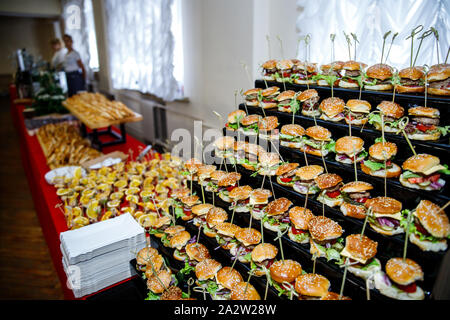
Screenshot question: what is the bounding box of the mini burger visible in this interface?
[301,126,335,157]
[277,90,297,113]
[269,259,303,297]
[231,282,261,300]
[320,292,351,300]
[360,141,401,178]
[259,86,280,109]
[214,222,242,250]
[319,97,345,122]
[396,66,425,93]
[257,152,281,176]
[363,63,394,91]
[177,195,200,221]
[230,228,262,263]
[275,59,295,82]
[315,173,344,208]
[295,273,330,300]
[238,114,260,136]
[340,181,373,219]
[243,88,262,107]
[197,165,217,188]
[344,99,372,125]
[217,172,242,202]
[308,216,344,261]
[258,116,279,140]
[214,136,235,159]
[194,258,223,297]
[249,188,272,220]
[262,197,293,233]
[340,234,381,280]
[401,199,450,252]
[261,59,278,81]
[170,230,191,261]
[239,143,263,171]
[225,109,246,131]
[399,154,447,191]
[136,247,159,271]
[335,136,367,164]
[148,214,172,238]
[405,106,442,141]
[279,124,305,149]
[205,170,227,193]
[288,206,314,244]
[293,165,324,195]
[143,253,164,278]
[185,242,210,266]
[369,101,405,133]
[214,267,243,300]
[250,243,278,276]
[365,197,404,236]
[314,61,344,86]
[229,185,252,213]
[339,60,366,88]
[146,269,173,297]
[297,89,320,117]
[426,63,450,96]
[204,207,228,237]
[192,203,214,228]
[374,257,424,300]
[275,162,300,187]
[292,61,318,85]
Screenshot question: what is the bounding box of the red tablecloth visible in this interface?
[9,91,152,299]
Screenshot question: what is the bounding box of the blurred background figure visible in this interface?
[62,34,86,96]
[50,38,67,71]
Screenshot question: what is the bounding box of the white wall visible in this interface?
[0,0,61,17]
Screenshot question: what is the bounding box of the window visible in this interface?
[83,0,99,70]
[104,0,183,101]
[296,0,450,68]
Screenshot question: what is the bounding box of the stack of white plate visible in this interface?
[60,213,147,298]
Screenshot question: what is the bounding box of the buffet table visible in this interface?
[9,89,151,299]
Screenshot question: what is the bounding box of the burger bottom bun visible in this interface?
[407,131,441,141]
[369,222,404,236]
[253,268,267,277]
[181,215,194,221]
[317,193,343,208]
[360,162,401,178]
[320,114,344,122]
[288,229,310,244]
[280,140,303,149]
[396,85,424,93]
[257,168,277,176]
[263,221,288,233]
[153,233,164,239]
[317,80,331,86]
[294,79,316,85]
[293,183,319,195]
[263,75,275,81]
[399,175,446,191]
[173,250,188,261]
[238,128,258,136]
[374,272,425,300]
[300,147,329,157]
[339,80,360,88]
[344,117,368,126]
[409,233,447,252]
[301,109,321,117]
[246,101,259,107]
[219,193,233,203]
[203,229,217,238]
[364,84,393,91]
[347,258,381,280]
[427,87,450,96]
[233,206,250,213]
[251,210,266,221]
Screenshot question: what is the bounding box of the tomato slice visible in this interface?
[326,191,341,198]
[356,197,368,204]
[396,282,417,293]
[280,177,293,183]
[416,123,434,133]
[291,227,306,235]
[408,177,424,184]
[226,186,236,192]
[428,174,440,183]
[183,207,192,216]
[282,72,291,78]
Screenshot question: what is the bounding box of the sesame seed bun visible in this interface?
[385,258,424,286]
[243,88,262,96]
[340,181,373,193]
[206,207,228,227]
[281,124,305,136]
[401,153,440,174]
[269,259,303,284]
[229,185,252,200]
[249,188,272,204]
[216,267,243,290]
[368,141,398,160]
[251,243,278,262]
[215,222,241,238]
[321,61,345,71]
[171,188,190,199]
[277,90,296,101]
[214,136,235,150]
[414,200,450,238]
[366,63,394,80]
[192,204,214,216]
[308,216,343,241]
[399,67,425,80]
[258,152,280,167]
[265,197,293,216]
[197,165,216,178]
[376,101,404,119]
[297,89,319,102]
[276,163,299,176]
[277,59,294,70]
[319,97,345,118]
[343,60,364,71]
[231,282,261,300]
[186,243,210,262]
[227,110,246,124]
[164,225,186,236]
[210,170,227,181]
[408,106,440,118]
[346,99,371,113]
[261,86,280,97]
[295,273,330,297]
[235,228,262,246]
[147,269,172,294]
[136,247,158,267]
[341,234,378,264]
[305,126,332,141]
[217,173,241,187]
[262,60,277,70]
[181,195,200,207]
[289,206,314,230]
[169,231,191,249]
[427,63,450,82]
[240,114,261,126]
[258,116,279,131]
[195,258,222,281]
[364,197,402,215]
[335,136,364,155]
[314,173,343,190]
[340,202,367,219]
[295,165,324,180]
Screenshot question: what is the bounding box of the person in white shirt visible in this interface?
[63,34,87,96]
[50,38,67,71]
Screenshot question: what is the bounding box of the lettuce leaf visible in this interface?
[402,171,421,179]
[363,160,386,171]
[145,291,160,300]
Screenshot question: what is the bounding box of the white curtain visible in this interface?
[104,0,181,101]
[62,0,94,82]
[296,0,450,69]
